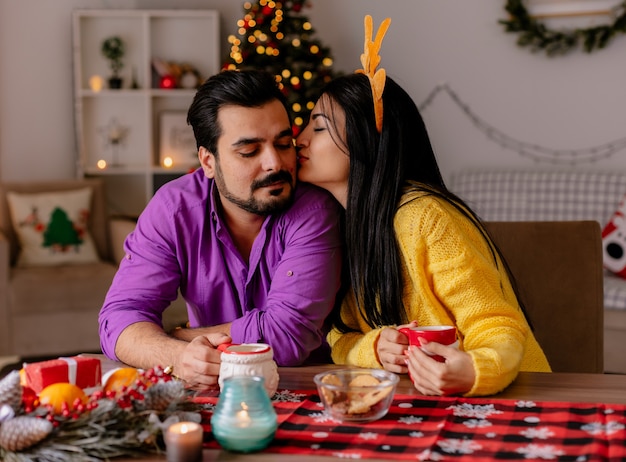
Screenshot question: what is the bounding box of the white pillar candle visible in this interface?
[165,421,203,462]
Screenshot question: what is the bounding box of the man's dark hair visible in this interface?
[187,70,290,155]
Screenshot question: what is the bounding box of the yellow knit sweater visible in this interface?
[328,187,551,396]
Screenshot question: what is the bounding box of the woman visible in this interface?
[296,70,551,397]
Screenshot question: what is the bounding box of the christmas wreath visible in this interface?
[500,0,626,55]
[0,366,202,461]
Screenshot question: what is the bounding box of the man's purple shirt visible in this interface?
[98,169,342,366]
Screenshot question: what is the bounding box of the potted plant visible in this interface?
[101,36,125,89]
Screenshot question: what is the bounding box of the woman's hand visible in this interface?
[376,321,417,373]
[406,339,475,396]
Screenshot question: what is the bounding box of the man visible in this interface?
[99,70,342,390]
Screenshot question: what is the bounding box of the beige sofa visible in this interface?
[0,178,189,358]
[451,170,626,374]
[0,179,127,357]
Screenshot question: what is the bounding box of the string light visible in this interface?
[419,83,626,165]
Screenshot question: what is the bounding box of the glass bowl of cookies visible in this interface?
[313,368,399,422]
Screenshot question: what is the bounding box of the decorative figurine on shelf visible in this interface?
[101,36,125,89]
[99,117,129,167]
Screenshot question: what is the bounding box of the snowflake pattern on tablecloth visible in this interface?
[515,443,565,459]
[272,389,307,403]
[358,432,378,440]
[310,411,337,423]
[516,400,537,408]
[520,426,555,439]
[437,438,482,454]
[409,431,425,438]
[447,403,504,419]
[398,415,423,424]
[197,402,216,412]
[463,418,492,429]
[580,420,625,435]
[418,449,444,461]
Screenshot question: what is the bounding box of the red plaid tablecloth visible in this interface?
[196,389,626,461]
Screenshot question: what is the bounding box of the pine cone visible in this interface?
[142,381,186,412]
[0,371,22,411]
[0,416,53,452]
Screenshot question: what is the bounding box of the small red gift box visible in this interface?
[23,356,102,393]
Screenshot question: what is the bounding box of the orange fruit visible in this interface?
[39,383,87,414]
[103,367,141,393]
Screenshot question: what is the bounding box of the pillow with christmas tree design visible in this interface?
[6,188,100,266]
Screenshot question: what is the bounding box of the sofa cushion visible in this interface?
[8,262,117,315]
[6,188,100,267]
[601,194,626,278]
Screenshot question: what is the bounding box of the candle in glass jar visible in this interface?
[211,376,278,453]
[164,421,203,462]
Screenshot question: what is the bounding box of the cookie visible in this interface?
[320,373,344,404]
[348,374,381,387]
[346,375,394,415]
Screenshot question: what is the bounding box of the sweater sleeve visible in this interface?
[327,291,386,368]
[395,196,544,396]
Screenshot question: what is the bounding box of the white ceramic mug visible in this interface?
[217,343,279,397]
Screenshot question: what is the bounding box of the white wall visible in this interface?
[2,0,626,183]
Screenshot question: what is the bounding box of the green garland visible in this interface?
[0,367,203,462]
[500,0,626,55]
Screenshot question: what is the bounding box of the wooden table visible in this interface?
[113,363,626,461]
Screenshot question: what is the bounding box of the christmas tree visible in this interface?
[224,0,340,135]
[42,208,83,252]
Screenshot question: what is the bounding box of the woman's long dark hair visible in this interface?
[321,74,527,332]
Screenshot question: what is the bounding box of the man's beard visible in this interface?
[214,163,295,216]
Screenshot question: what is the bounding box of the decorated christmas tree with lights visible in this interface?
[224,0,339,135]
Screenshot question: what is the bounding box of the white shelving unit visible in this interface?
[72,9,220,217]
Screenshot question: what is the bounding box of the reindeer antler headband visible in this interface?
[355,15,391,133]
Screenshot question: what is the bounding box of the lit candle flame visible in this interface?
[236,402,251,428]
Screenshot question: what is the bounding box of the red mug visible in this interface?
[398,325,457,362]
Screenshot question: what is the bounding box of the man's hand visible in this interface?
[175,332,232,390]
[376,321,417,373]
[405,339,475,396]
